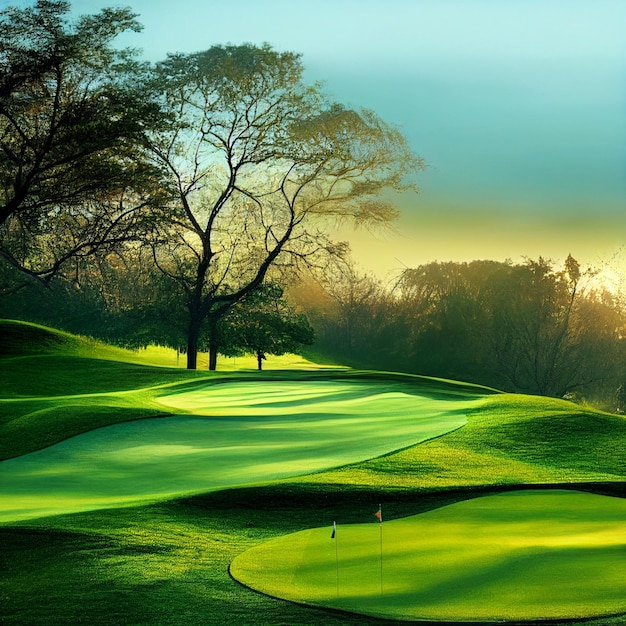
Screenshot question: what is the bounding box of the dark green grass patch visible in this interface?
[0,400,165,460]
[0,320,77,356]
[0,487,417,626]
[0,354,211,398]
[3,485,626,626]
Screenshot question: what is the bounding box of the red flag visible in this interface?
[374,505,382,522]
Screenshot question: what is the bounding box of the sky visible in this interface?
[13,0,626,277]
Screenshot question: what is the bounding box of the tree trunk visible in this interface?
[209,345,218,371]
[208,318,219,371]
[186,313,201,370]
[257,350,265,370]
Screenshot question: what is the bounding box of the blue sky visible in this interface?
[26,0,626,273]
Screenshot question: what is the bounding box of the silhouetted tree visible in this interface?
[395,260,499,381]
[146,44,421,369]
[0,0,161,289]
[486,256,581,396]
[218,284,314,370]
[314,260,381,353]
[301,256,626,404]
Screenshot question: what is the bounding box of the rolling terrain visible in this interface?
[1,320,625,625]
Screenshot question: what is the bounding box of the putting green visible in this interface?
[230,490,626,622]
[0,381,474,522]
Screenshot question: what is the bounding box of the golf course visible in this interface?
[2,319,626,625]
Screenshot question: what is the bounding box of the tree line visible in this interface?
[2,2,624,406]
[0,0,419,369]
[295,256,626,410]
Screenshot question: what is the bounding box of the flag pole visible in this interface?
[377,504,383,596]
[332,521,338,597]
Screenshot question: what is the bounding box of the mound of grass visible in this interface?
[231,490,626,622]
[0,318,333,370]
[0,355,209,399]
[0,320,84,357]
[0,320,213,399]
[0,395,168,460]
[0,379,477,522]
[297,392,626,490]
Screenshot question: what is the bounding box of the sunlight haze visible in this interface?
[61,0,626,275]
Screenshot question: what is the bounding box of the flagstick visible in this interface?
[378,504,383,596]
[335,526,339,598]
[331,521,339,598]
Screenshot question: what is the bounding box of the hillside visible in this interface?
[2,320,626,625]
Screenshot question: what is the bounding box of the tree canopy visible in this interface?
[217,284,314,370]
[300,257,626,406]
[0,0,161,289]
[146,43,421,369]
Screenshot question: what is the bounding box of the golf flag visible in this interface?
[331,521,336,539]
[374,505,382,523]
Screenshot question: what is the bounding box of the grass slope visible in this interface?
[0,320,490,464]
[0,320,344,459]
[296,392,626,490]
[2,320,626,625]
[0,380,475,522]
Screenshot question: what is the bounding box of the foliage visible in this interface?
[0,0,162,288]
[0,245,191,350]
[217,284,314,369]
[301,256,626,404]
[146,43,421,369]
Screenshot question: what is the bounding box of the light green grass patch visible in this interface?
[0,381,475,523]
[231,490,626,622]
[297,391,626,489]
[0,318,335,370]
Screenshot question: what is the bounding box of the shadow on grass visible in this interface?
[2,481,626,626]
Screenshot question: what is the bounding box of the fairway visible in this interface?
[2,322,626,626]
[231,490,626,622]
[0,380,474,522]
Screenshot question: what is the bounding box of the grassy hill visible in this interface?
[1,320,625,625]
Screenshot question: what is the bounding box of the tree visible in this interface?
[296,256,626,404]
[300,259,408,368]
[147,44,421,369]
[314,259,380,353]
[0,244,189,352]
[0,0,161,289]
[395,260,501,383]
[485,256,581,396]
[218,284,314,370]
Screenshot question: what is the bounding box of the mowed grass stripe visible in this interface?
[0,381,475,523]
[296,392,626,489]
[231,490,626,622]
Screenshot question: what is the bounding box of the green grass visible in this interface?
[4,484,626,626]
[231,490,626,622]
[0,318,337,373]
[2,319,626,625]
[298,392,626,490]
[0,379,478,522]
[0,320,350,459]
